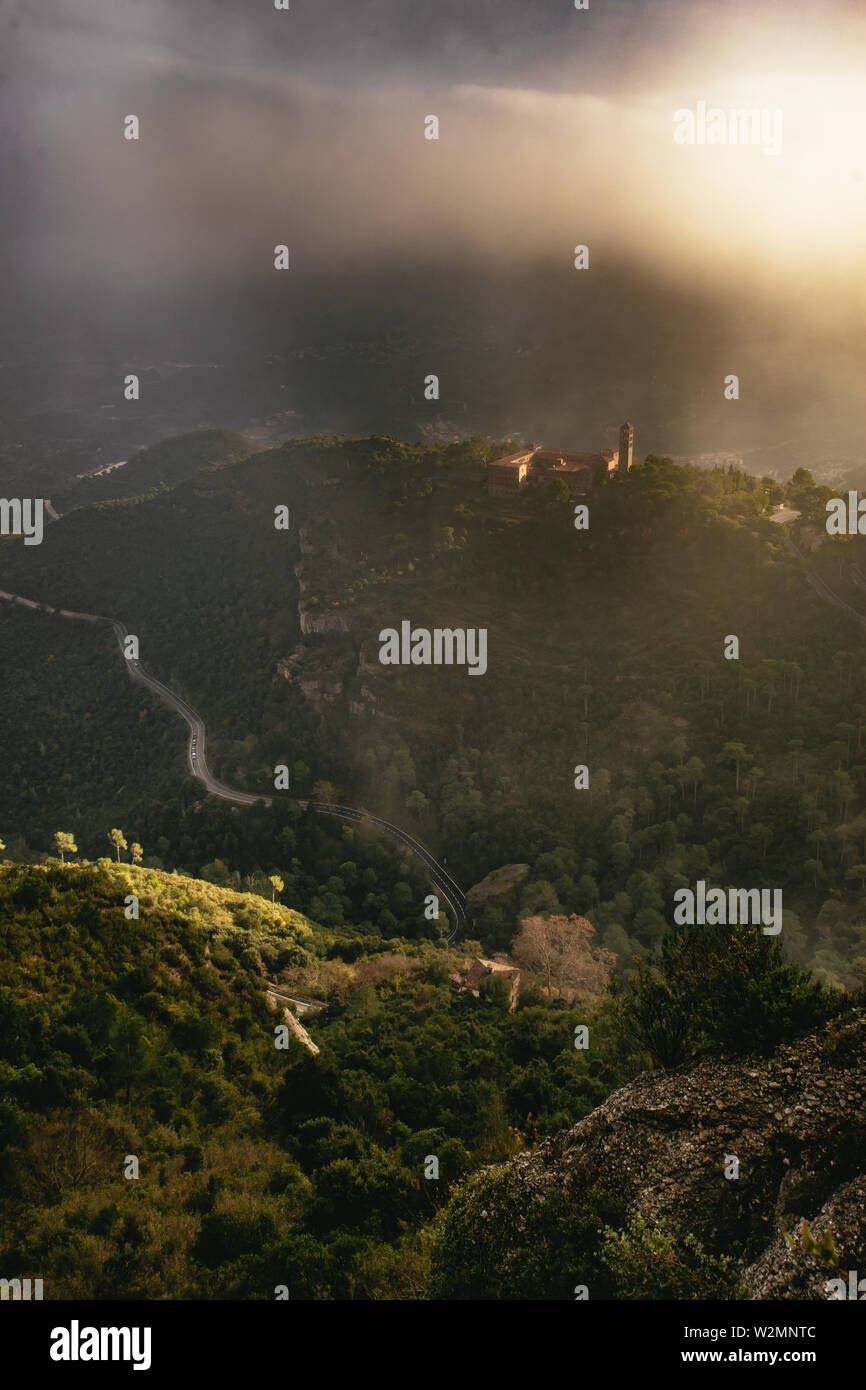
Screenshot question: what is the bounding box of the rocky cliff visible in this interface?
[432,1011,866,1299]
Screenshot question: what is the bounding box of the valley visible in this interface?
[2,429,866,1301]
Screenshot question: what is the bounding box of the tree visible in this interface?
[804,858,825,888]
[269,874,284,904]
[405,789,430,819]
[130,843,143,865]
[513,914,615,1003]
[108,829,128,863]
[201,858,231,887]
[614,923,842,1067]
[721,742,751,793]
[684,756,705,806]
[23,1111,114,1197]
[108,1008,146,1107]
[54,831,77,865]
[312,780,338,805]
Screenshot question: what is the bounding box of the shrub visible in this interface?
[194,1211,276,1267]
[600,1213,748,1300]
[430,1166,626,1300]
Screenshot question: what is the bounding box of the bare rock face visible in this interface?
[278,643,348,707]
[276,647,304,681]
[299,610,350,635]
[265,991,320,1056]
[434,1013,866,1299]
[466,863,530,905]
[357,647,380,677]
[746,1175,866,1299]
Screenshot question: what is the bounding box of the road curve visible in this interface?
[0,590,466,939]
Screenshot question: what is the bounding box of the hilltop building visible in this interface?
[487,421,634,496]
[618,420,634,472]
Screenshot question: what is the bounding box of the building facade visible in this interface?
[487,423,634,496]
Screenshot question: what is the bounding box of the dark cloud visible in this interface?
[2,0,865,469]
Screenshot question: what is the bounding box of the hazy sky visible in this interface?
[2,0,865,461]
[3,1,864,294]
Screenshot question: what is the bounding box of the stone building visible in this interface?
[449,957,521,1012]
[487,422,634,496]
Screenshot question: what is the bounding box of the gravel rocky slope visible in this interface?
[439,1011,866,1298]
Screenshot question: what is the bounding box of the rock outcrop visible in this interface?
[299,609,350,636]
[436,1012,866,1299]
[277,643,348,708]
[466,863,529,906]
[265,991,320,1056]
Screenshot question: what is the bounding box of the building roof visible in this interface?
[489,445,616,470]
[488,449,535,470]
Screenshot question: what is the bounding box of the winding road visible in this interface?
[0,590,467,940]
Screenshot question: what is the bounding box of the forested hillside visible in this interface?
[1,434,865,988]
[53,429,258,512]
[0,860,626,1299]
[0,857,850,1299]
[3,434,866,1300]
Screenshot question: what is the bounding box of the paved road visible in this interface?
[0,590,466,939]
[302,800,467,940]
[263,984,326,1015]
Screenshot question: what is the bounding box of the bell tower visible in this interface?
[618,421,634,472]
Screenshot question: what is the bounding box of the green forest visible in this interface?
[0,859,848,1299]
[2,436,866,984]
[2,433,866,1298]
